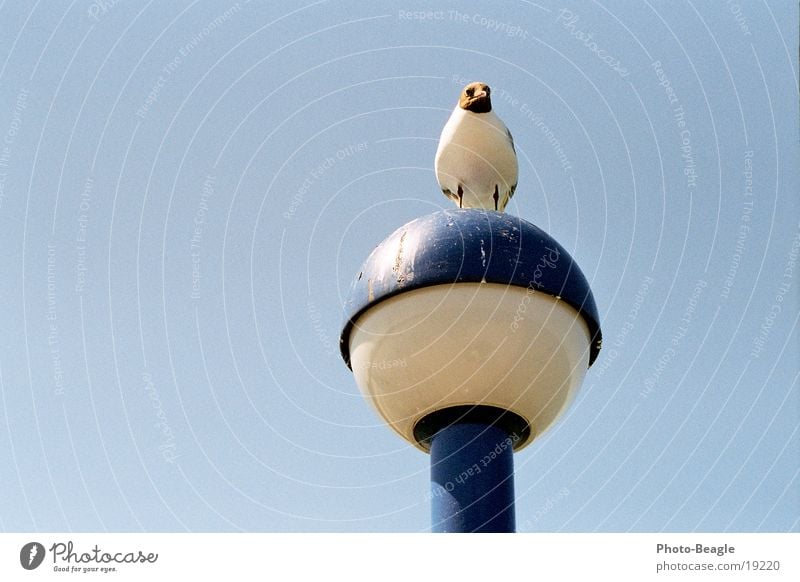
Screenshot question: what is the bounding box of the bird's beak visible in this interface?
[474,90,487,99]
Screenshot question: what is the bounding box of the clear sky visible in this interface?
[0,1,797,533]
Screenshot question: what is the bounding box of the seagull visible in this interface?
[435,82,518,212]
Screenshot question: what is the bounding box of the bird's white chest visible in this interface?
[435,109,517,208]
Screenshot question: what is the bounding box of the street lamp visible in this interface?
[340,209,601,532]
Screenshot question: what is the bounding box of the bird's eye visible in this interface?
[466,88,474,96]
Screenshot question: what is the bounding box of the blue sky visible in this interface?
[0,1,797,532]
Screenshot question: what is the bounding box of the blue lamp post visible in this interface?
[340,209,601,532]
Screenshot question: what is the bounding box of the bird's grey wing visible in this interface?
[505,127,516,153]
[441,186,459,205]
[508,180,517,201]
[505,126,517,201]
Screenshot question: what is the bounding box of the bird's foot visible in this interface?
[457,185,463,209]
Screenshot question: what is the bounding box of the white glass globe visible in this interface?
[348,282,591,451]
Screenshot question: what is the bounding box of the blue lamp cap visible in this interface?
[340,209,601,368]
